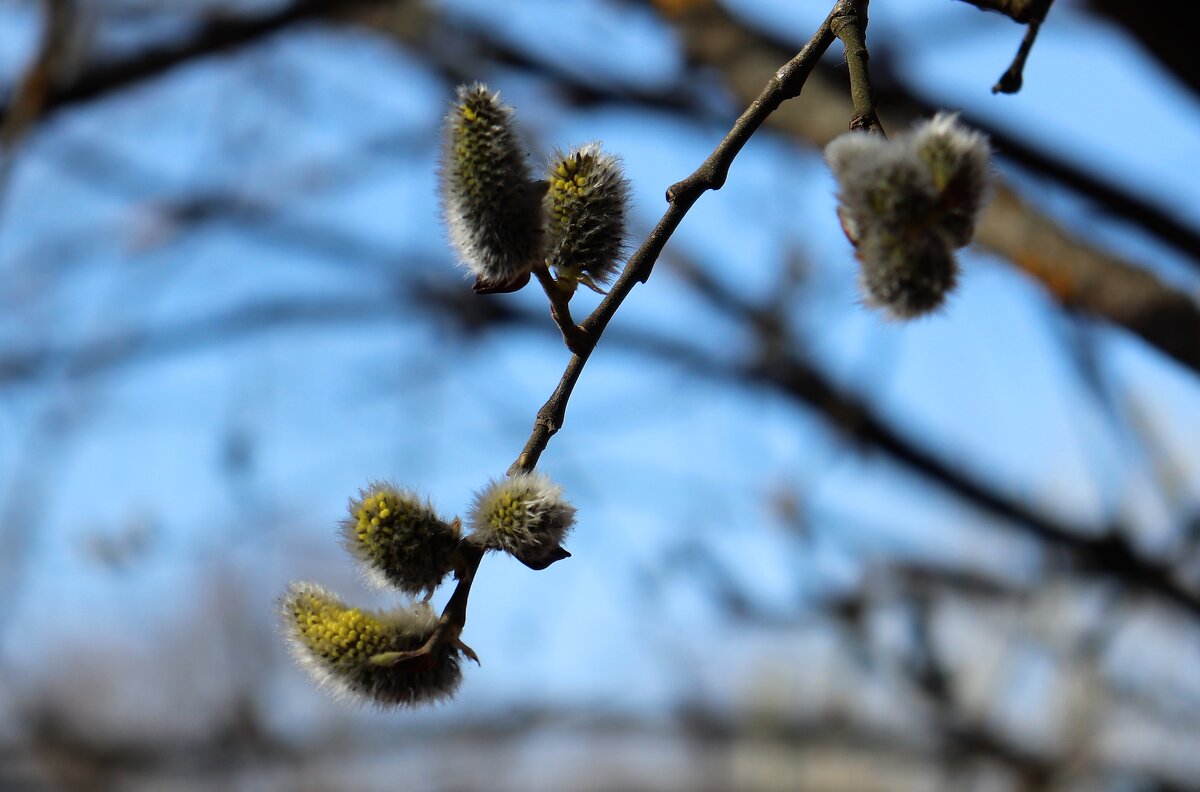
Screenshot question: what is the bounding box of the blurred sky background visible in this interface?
[1,0,1199,790]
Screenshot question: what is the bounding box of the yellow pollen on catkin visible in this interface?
[290,593,390,665]
[342,484,460,596]
[487,490,533,534]
[354,491,416,550]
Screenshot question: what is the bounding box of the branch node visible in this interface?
[991,0,1053,94]
[832,0,885,135]
[532,263,592,355]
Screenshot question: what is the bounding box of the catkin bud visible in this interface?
[825,132,939,248]
[467,472,576,570]
[544,143,629,290]
[912,112,992,248]
[440,83,543,293]
[825,113,991,319]
[856,228,959,320]
[281,582,462,707]
[340,483,460,598]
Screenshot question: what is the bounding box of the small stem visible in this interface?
[532,263,588,355]
[832,0,884,135]
[378,543,485,672]
[0,0,79,217]
[992,6,1049,94]
[508,355,587,476]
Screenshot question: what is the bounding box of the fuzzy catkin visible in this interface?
[467,472,575,568]
[340,483,459,598]
[912,113,992,248]
[856,228,958,320]
[825,113,991,319]
[825,132,939,246]
[281,583,462,707]
[440,84,543,290]
[544,143,629,288]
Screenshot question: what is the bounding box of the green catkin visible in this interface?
[281,583,462,707]
[544,143,629,289]
[913,113,992,249]
[340,483,459,598]
[467,472,576,569]
[440,84,543,291]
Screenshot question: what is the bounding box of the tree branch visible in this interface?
[991,0,1054,94]
[656,253,1200,618]
[0,0,392,124]
[831,0,884,133]
[510,6,839,472]
[531,264,589,355]
[0,0,80,213]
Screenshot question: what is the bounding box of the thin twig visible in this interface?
[0,0,392,125]
[950,0,1055,94]
[992,6,1048,94]
[831,0,884,134]
[367,0,1093,672]
[376,544,485,671]
[0,0,80,217]
[511,6,838,470]
[531,263,588,355]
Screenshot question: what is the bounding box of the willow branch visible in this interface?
[953,0,1055,94]
[992,3,1050,94]
[0,0,396,125]
[506,8,837,476]
[398,10,843,661]
[531,263,588,355]
[831,0,884,133]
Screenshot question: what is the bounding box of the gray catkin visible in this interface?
[825,113,991,319]
[440,84,543,289]
[281,583,463,708]
[544,143,629,287]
